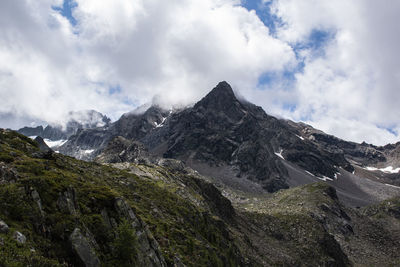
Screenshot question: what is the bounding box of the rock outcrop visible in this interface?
[57,187,78,215]
[0,220,9,233]
[69,228,101,267]
[34,136,52,152]
[114,198,167,267]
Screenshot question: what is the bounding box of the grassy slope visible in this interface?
[0,129,241,266]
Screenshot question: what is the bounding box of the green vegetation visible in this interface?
[0,129,242,266]
[111,219,138,266]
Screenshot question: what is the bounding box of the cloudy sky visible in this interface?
[1,0,400,145]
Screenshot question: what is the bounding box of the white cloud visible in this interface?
[1,0,400,146]
[0,0,295,128]
[265,0,400,145]
[0,0,133,126]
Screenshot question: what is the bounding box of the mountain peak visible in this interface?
[194,81,239,111]
[209,81,236,99]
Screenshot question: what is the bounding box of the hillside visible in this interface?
[1,129,400,266]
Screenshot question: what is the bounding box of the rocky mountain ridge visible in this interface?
[40,82,399,207]
[18,110,111,141]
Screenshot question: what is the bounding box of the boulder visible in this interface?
[13,231,26,244]
[0,220,9,233]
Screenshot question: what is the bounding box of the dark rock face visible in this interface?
[152,82,290,191]
[315,186,354,237]
[192,177,236,222]
[69,228,101,267]
[147,82,352,192]
[319,232,351,267]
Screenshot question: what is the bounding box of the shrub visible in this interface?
[112,219,138,266]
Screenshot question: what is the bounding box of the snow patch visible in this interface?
[274,149,284,160]
[44,139,67,148]
[305,170,334,181]
[318,176,333,181]
[154,116,167,128]
[296,134,305,141]
[305,171,315,177]
[380,166,400,174]
[29,136,37,139]
[364,166,400,174]
[83,149,95,154]
[385,183,400,189]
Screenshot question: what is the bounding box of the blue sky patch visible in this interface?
[109,85,122,95]
[293,29,335,58]
[52,0,78,26]
[380,126,398,136]
[257,69,297,87]
[241,0,281,35]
